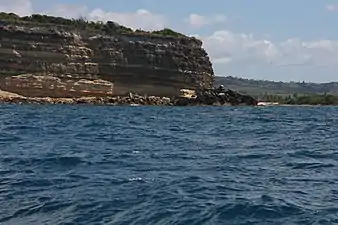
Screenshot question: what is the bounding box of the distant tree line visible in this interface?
[0,12,187,38]
[258,93,338,105]
[215,76,338,95]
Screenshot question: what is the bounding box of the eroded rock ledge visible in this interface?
[0,86,258,106]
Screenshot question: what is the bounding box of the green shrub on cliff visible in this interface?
[151,28,186,37]
[0,12,187,38]
[131,28,186,38]
[103,21,133,34]
[24,14,73,25]
[0,12,21,21]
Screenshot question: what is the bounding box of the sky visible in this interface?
[1,0,338,82]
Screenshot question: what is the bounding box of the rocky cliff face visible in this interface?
[0,14,214,98]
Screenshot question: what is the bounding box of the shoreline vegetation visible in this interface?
[215,77,338,106]
[215,76,338,96]
[257,93,338,106]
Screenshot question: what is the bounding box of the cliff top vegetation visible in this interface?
[0,12,196,40]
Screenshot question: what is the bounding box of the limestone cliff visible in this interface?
[0,13,214,98]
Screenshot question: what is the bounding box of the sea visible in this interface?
[0,104,337,225]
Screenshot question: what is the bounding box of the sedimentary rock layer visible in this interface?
[0,15,214,97]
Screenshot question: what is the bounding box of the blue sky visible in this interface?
[2,0,338,82]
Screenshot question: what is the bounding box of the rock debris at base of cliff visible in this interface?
[0,86,258,106]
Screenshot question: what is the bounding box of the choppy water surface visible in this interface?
[0,105,338,224]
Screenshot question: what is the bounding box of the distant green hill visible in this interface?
[215,76,338,97]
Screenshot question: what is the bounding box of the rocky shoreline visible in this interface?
[0,86,258,106]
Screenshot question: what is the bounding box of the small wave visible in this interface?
[235,153,277,160]
[128,177,154,182]
[0,134,23,142]
[10,178,54,188]
[288,150,338,159]
[55,156,87,167]
[67,174,90,180]
[0,169,14,176]
[217,200,305,220]
[0,201,72,224]
[129,177,144,181]
[285,162,335,169]
[1,156,87,175]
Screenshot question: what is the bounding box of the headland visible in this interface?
[0,12,257,106]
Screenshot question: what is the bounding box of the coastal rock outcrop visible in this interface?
[0,85,257,106]
[174,86,258,106]
[0,13,214,97]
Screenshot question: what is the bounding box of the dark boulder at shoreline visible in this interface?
[174,86,258,106]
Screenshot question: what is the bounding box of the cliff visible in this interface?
[0,13,214,98]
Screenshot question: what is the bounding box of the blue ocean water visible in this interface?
[0,105,337,225]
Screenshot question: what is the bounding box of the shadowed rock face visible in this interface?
[174,86,258,106]
[0,18,214,97]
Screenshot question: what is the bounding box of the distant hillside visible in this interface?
[215,76,338,96]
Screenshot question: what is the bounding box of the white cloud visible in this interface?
[326,3,338,12]
[185,13,227,28]
[43,5,168,30]
[88,8,167,30]
[0,0,33,16]
[200,30,338,68]
[41,4,89,19]
[0,1,167,31]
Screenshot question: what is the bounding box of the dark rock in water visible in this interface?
[173,96,191,106]
[172,86,258,106]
